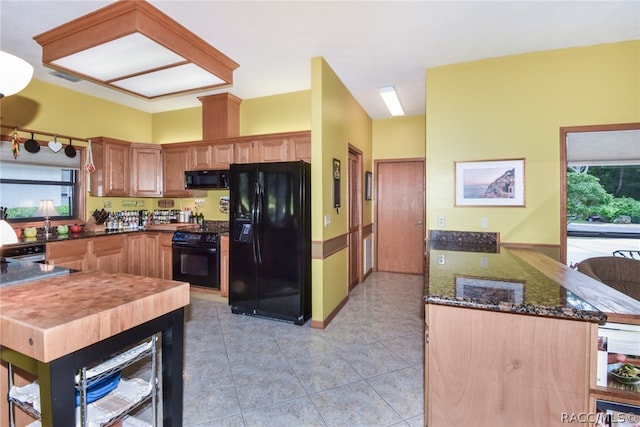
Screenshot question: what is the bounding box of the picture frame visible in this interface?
[455,158,525,206]
[455,275,524,304]
[365,171,372,201]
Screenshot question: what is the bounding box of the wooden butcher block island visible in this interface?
[0,270,190,426]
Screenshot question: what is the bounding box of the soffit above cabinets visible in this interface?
[33,1,239,100]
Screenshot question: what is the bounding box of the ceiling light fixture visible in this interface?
[379,85,405,117]
[34,1,239,99]
[0,51,34,99]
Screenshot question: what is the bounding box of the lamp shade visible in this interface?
[0,51,34,98]
[35,200,59,218]
[0,220,18,246]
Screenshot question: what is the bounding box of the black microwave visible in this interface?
[185,170,229,189]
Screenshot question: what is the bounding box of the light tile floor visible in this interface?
[181,271,425,427]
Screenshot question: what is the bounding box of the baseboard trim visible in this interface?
[310,294,349,329]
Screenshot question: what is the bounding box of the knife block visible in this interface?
[84,217,105,232]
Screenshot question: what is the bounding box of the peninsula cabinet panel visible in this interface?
[425,304,592,427]
[162,145,193,198]
[46,239,90,271]
[131,143,162,197]
[92,234,127,273]
[89,137,131,196]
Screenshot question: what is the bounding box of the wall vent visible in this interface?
[49,70,82,82]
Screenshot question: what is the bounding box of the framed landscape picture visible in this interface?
[455,158,525,206]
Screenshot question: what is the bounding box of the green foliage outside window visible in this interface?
[567,169,640,223]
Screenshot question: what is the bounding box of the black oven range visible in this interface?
[172,230,221,289]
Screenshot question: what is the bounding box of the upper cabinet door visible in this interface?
[89,137,131,197]
[254,138,288,163]
[287,133,311,163]
[211,143,235,169]
[131,144,162,197]
[190,144,214,170]
[162,145,191,197]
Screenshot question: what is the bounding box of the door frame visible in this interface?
[348,144,363,289]
[559,122,640,264]
[374,157,426,274]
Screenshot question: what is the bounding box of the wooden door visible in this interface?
[348,148,362,289]
[376,160,425,274]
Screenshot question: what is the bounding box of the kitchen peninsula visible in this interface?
[424,237,640,426]
[0,262,189,426]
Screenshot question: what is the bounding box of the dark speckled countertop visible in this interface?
[425,243,607,324]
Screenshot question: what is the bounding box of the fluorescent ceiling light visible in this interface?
[34,1,238,100]
[379,85,405,117]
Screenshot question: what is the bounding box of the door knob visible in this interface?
[417,220,423,226]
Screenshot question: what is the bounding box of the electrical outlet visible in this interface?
[438,215,446,227]
[480,217,488,229]
[438,254,446,265]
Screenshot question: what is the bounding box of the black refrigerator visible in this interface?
[228,160,311,325]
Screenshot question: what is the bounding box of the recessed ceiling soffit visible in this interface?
[33,1,239,100]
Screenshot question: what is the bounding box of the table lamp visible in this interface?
[35,199,59,236]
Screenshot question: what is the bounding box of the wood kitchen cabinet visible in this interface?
[131,143,162,197]
[92,235,127,273]
[162,144,204,198]
[233,137,288,163]
[126,233,158,277]
[46,235,126,272]
[220,235,229,297]
[287,132,311,163]
[189,142,235,170]
[89,137,131,196]
[232,131,311,164]
[157,233,173,280]
[46,239,90,271]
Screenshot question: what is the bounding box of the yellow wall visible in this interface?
[372,115,425,160]
[150,90,312,143]
[240,90,311,135]
[152,107,201,143]
[425,40,640,245]
[1,79,152,142]
[310,57,372,322]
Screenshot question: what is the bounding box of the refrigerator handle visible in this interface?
[251,182,260,264]
[255,183,263,264]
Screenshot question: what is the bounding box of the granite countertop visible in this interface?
[425,243,608,324]
[6,220,230,248]
[0,258,72,287]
